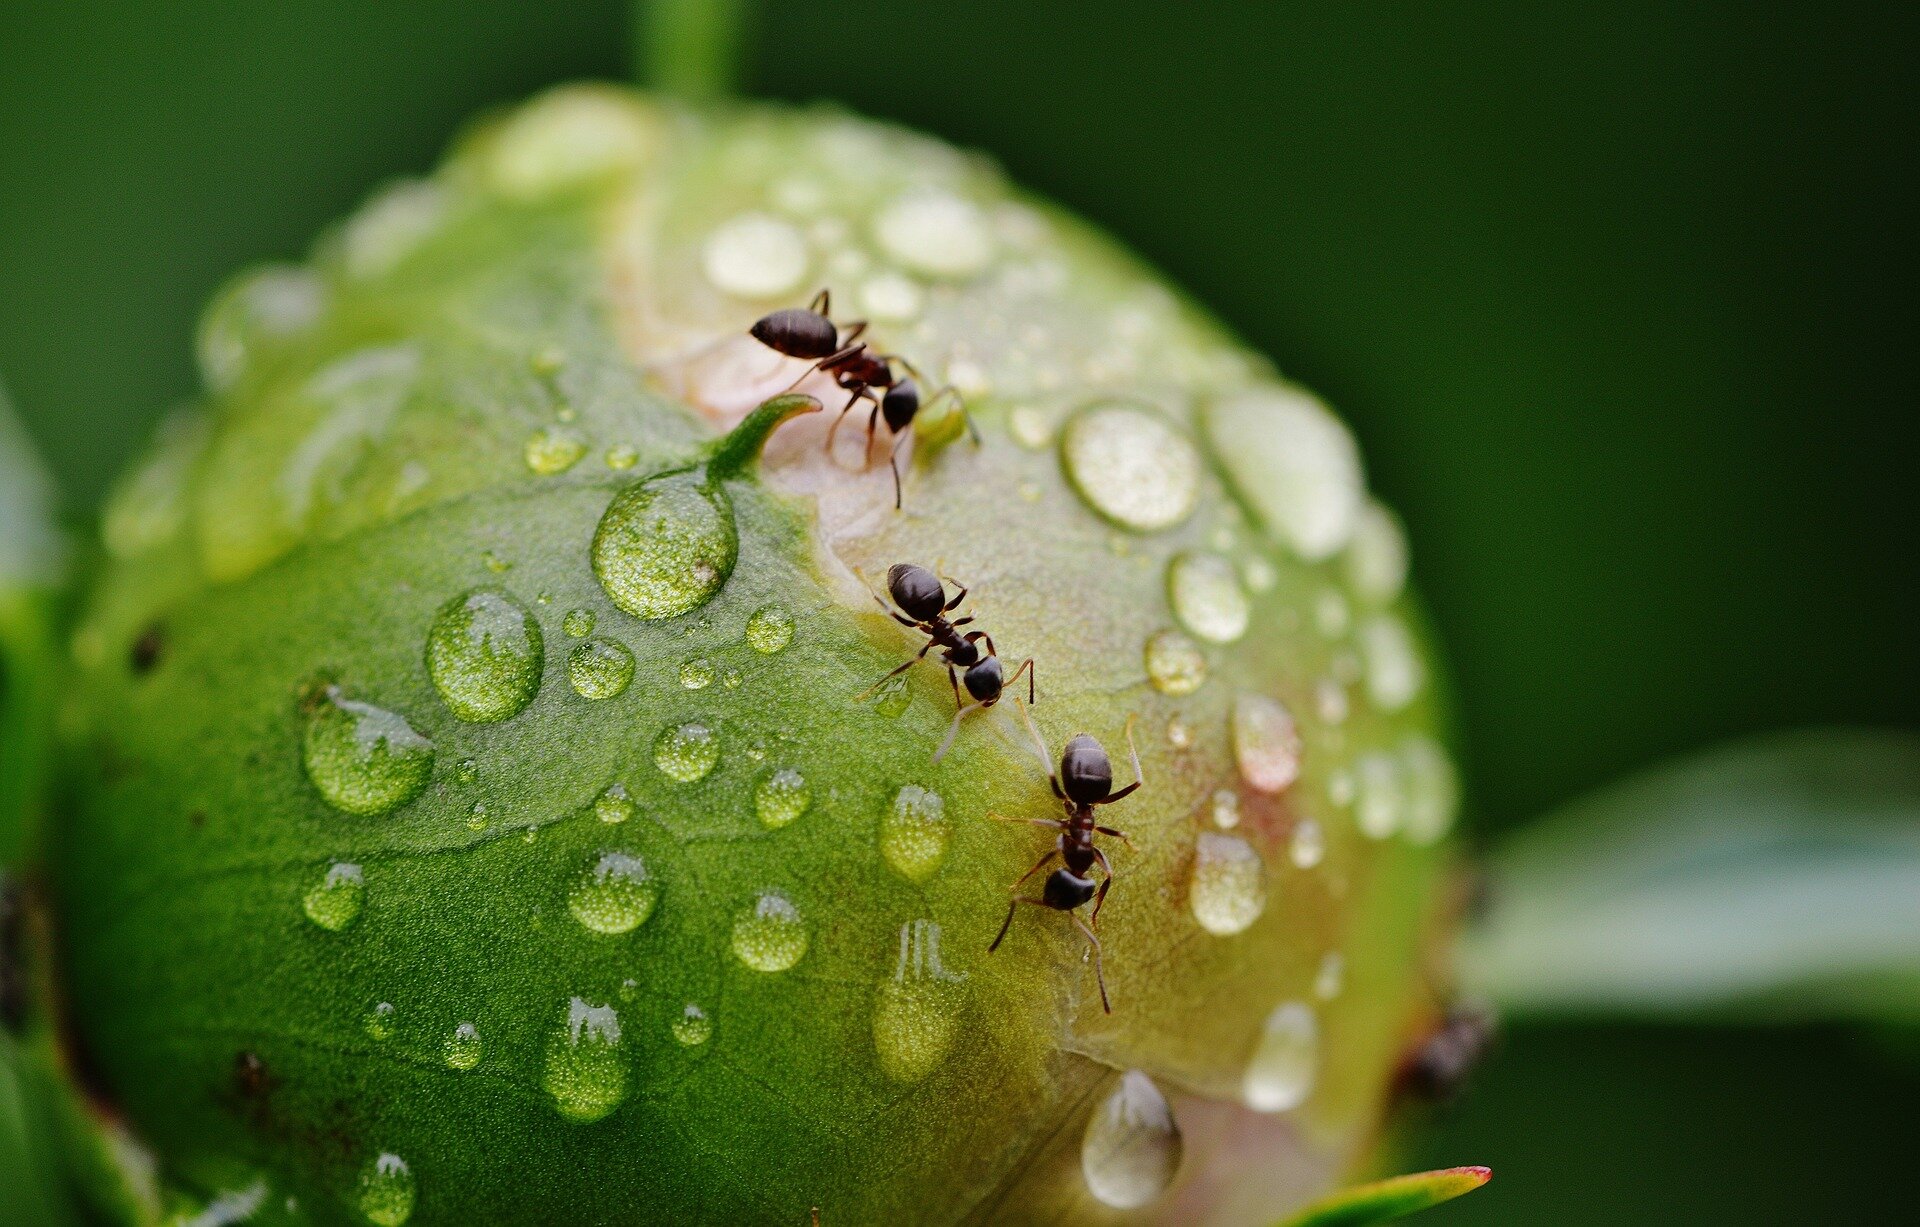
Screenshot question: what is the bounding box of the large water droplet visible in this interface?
[873,191,993,278]
[880,785,950,882]
[1359,614,1424,711]
[523,427,587,476]
[672,1003,713,1046]
[1244,1001,1318,1112]
[425,589,543,723]
[567,639,634,701]
[1399,736,1459,845]
[1081,1071,1183,1210]
[1166,552,1251,644]
[755,767,811,829]
[702,213,809,299]
[1346,501,1410,603]
[365,1001,396,1041]
[591,472,736,620]
[443,1023,482,1071]
[568,852,659,935]
[303,688,434,817]
[873,919,966,1084]
[731,891,808,972]
[653,721,719,783]
[1188,832,1267,936]
[355,1152,415,1227]
[543,997,627,1123]
[302,862,365,931]
[745,604,795,654]
[593,782,635,825]
[1207,385,1363,561]
[1144,629,1207,695]
[1355,751,1404,840]
[1233,693,1302,793]
[1060,402,1201,533]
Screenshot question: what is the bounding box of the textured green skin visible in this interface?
[53,89,1456,1225]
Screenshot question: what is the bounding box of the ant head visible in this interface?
[962,655,1002,701]
[749,306,839,361]
[1059,733,1114,804]
[1042,867,1097,911]
[886,563,947,622]
[881,378,920,433]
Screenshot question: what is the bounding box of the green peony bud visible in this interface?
[53,85,1463,1225]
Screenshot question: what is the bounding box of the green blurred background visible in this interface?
[1,2,1914,1221]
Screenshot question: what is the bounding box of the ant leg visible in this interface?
[1100,715,1147,805]
[888,430,906,510]
[853,641,933,700]
[863,403,883,467]
[824,397,859,450]
[989,897,1051,953]
[1089,860,1114,928]
[808,288,830,315]
[933,701,986,762]
[940,579,970,612]
[999,657,1036,705]
[839,319,868,346]
[950,615,976,628]
[1016,698,1065,798]
[945,662,964,710]
[1010,845,1062,890]
[1070,914,1113,1014]
[850,567,919,627]
[1093,825,1139,853]
[922,386,980,447]
[984,811,1069,831]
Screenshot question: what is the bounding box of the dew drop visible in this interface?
[1242,556,1278,593]
[1232,693,1303,793]
[1209,789,1242,830]
[1166,716,1195,751]
[425,589,544,723]
[1081,1071,1182,1210]
[859,271,924,322]
[702,213,809,299]
[1244,1001,1318,1112]
[671,1003,713,1047]
[880,785,950,882]
[1399,736,1460,845]
[567,639,635,701]
[302,688,434,817]
[604,444,639,471]
[542,997,627,1123]
[1188,832,1267,936]
[678,657,716,690]
[1359,614,1425,711]
[745,604,795,654]
[523,427,587,476]
[302,861,365,931]
[482,550,512,574]
[1143,629,1207,696]
[731,891,808,972]
[1289,818,1326,869]
[454,757,479,784]
[355,1152,415,1227]
[562,608,596,638]
[1355,751,1404,840]
[591,472,737,620]
[653,721,719,783]
[754,767,811,829]
[364,1001,395,1041]
[1008,404,1054,450]
[465,801,489,831]
[197,266,326,393]
[1060,402,1202,533]
[873,920,965,1084]
[1166,552,1251,644]
[873,191,993,278]
[443,1023,482,1071]
[1207,385,1363,561]
[594,782,635,825]
[567,851,659,935]
[1346,501,1410,603]
[871,673,912,718]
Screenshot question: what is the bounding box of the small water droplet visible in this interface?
[1346,501,1410,603]
[1209,789,1242,829]
[302,861,365,931]
[364,1001,396,1041]
[1207,386,1363,561]
[1242,556,1278,593]
[881,785,950,882]
[591,472,737,620]
[568,851,659,935]
[703,213,809,299]
[1166,716,1194,751]
[1143,629,1207,695]
[355,1152,415,1227]
[303,688,434,817]
[1355,751,1404,840]
[425,589,544,723]
[454,756,479,784]
[671,1003,713,1047]
[1008,405,1054,450]
[1233,693,1302,793]
[678,657,716,690]
[1081,1071,1182,1210]
[1166,552,1251,644]
[604,445,638,471]
[565,638,635,701]
[523,427,587,476]
[1289,818,1326,869]
[653,721,719,783]
[1359,614,1424,711]
[871,672,912,718]
[1315,677,1350,725]
[1188,832,1267,936]
[465,801,489,831]
[443,1022,482,1071]
[873,919,966,1084]
[754,767,811,829]
[1313,589,1351,639]
[481,549,512,574]
[731,891,808,972]
[1399,736,1459,845]
[721,667,742,689]
[594,782,634,824]
[1244,1001,1318,1112]
[873,191,992,278]
[1314,952,1345,1001]
[1060,403,1201,533]
[859,271,924,321]
[542,997,627,1123]
[745,605,795,654]
[562,608,597,638]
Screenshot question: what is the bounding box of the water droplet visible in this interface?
[1315,677,1350,725]
[702,213,809,299]
[873,920,965,1084]
[364,1001,396,1041]
[303,688,434,817]
[1143,629,1207,696]
[1346,501,1410,603]
[1207,385,1363,561]
[859,271,924,322]
[355,1153,415,1227]
[721,667,742,689]
[1008,404,1054,450]
[678,657,716,689]
[1232,693,1302,793]
[485,87,658,199]
[542,997,627,1123]
[465,801,489,831]
[197,265,326,392]
[523,427,587,476]
[671,1003,712,1047]
[1289,818,1326,869]
[591,472,737,620]
[1242,556,1278,593]
[1313,589,1351,639]
[1081,1071,1182,1210]
[481,549,512,573]
[303,862,365,930]
[1314,952,1345,1001]
[566,639,634,701]
[871,672,912,718]
[594,782,634,825]
[1327,768,1356,808]
[1166,716,1195,751]
[568,852,659,935]
[562,608,597,638]
[1060,403,1202,533]
[454,757,479,784]
[754,767,811,829]
[425,589,544,723]
[880,785,949,882]
[653,721,718,783]
[745,605,795,654]
[443,1023,482,1071]
[1399,736,1459,845]
[1166,552,1251,644]
[339,178,447,281]
[1359,614,1424,711]
[731,891,808,972]
[605,444,638,471]
[1188,832,1267,936]
[873,191,993,278]
[1244,1001,1318,1112]
[1355,751,1404,840]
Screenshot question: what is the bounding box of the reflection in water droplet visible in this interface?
[355,1152,415,1227]
[873,920,966,1084]
[425,589,544,723]
[594,782,634,825]
[1144,629,1207,695]
[872,673,911,718]
[1233,693,1302,793]
[568,852,659,935]
[1188,832,1267,936]
[1399,736,1459,844]
[524,427,587,475]
[672,1003,713,1046]
[653,721,718,783]
[1289,818,1326,869]
[562,608,596,638]
[543,998,627,1123]
[592,471,737,620]
[1355,751,1404,840]
[1244,1001,1318,1112]
[1060,402,1201,533]
[731,891,808,972]
[444,1023,482,1071]
[303,862,365,931]
[1167,552,1251,644]
[881,785,949,882]
[303,688,434,816]
[678,658,716,690]
[1081,1071,1182,1210]
[1207,385,1363,561]
[365,1001,396,1041]
[1360,614,1424,711]
[746,605,795,654]
[567,639,635,701]
[755,767,811,829]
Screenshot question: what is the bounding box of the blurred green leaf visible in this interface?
[0,381,63,868]
[0,1031,79,1227]
[1280,1166,1491,1226]
[1467,730,1920,1022]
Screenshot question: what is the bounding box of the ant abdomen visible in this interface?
[886,563,947,621]
[1043,869,1098,911]
[749,306,840,360]
[1059,733,1115,804]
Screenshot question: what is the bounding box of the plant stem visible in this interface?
[637,0,748,101]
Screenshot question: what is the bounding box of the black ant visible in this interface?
[748,289,974,507]
[855,563,1034,758]
[986,705,1142,1013]
[1396,1004,1497,1105]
